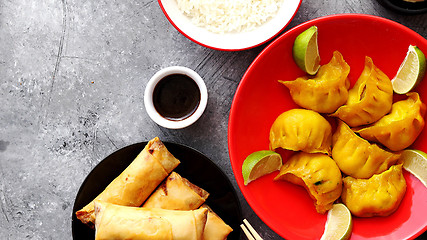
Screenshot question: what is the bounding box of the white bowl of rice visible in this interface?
[158,0,302,51]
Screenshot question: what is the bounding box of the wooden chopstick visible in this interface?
[241,219,263,240]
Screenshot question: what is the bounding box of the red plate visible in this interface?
[228,14,427,240]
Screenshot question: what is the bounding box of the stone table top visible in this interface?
[1,0,426,239]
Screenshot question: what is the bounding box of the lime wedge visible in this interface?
[320,203,353,240]
[293,25,321,75]
[242,150,282,185]
[401,149,427,188]
[391,45,426,94]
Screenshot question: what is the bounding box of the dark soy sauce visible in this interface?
[153,74,201,121]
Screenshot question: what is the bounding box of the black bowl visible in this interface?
[72,141,242,239]
[377,0,427,14]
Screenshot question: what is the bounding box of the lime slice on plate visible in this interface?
[391,45,426,94]
[320,203,353,240]
[401,149,427,188]
[293,25,321,75]
[242,150,282,185]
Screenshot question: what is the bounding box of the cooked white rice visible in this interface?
[176,0,284,33]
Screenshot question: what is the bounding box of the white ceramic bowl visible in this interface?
[158,0,302,51]
[144,66,208,129]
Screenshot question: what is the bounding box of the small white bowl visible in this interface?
[158,0,302,51]
[144,66,208,129]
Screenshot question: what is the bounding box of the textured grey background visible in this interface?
[1,0,426,239]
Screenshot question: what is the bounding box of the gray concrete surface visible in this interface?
[1,0,426,239]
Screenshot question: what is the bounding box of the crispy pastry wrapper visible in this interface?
[75,137,180,226]
[143,171,209,210]
[94,201,208,240]
[199,204,233,240]
[143,172,232,240]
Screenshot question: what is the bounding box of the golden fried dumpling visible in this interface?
[279,51,351,113]
[331,56,393,127]
[355,92,426,151]
[332,120,401,179]
[341,164,406,217]
[269,109,332,155]
[274,152,342,214]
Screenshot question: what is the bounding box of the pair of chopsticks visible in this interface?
[241,219,263,240]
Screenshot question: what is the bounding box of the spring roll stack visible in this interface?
[75,137,232,240]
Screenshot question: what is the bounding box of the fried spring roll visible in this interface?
[76,137,180,226]
[142,171,209,210]
[143,172,232,240]
[94,201,208,240]
[200,204,233,240]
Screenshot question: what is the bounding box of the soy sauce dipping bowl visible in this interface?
[144,66,208,129]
